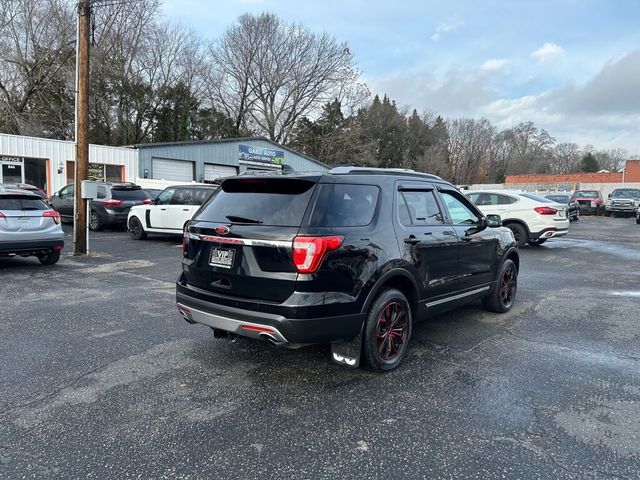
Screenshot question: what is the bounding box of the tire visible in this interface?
[506,222,527,248]
[636,217,640,225]
[483,259,518,313]
[89,210,102,231]
[362,288,412,372]
[527,238,547,246]
[604,210,611,217]
[37,249,60,265]
[574,212,580,221]
[128,216,147,240]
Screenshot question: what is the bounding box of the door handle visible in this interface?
[160,208,167,211]
[461,235,473,242]
[182,208,190,212]
[404,235,421,245]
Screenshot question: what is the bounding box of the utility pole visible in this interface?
[74,0,91,255]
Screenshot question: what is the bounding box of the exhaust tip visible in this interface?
[259,333,279,346]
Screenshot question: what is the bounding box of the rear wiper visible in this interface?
[226,215,263,224]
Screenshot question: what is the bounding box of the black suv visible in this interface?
[176,167,519,371]
[51,182,151,231]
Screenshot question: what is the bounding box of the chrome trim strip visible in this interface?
[425,286,491,308]
[177,303,288,343]
[187,233,291,248]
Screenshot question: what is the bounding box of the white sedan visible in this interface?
[465,190,569,247]
[127,184,218,239]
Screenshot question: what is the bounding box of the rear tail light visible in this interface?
[0,212,5,219]
[42,210,61,224]
[143,198,152,205]
[182,223,190,257]
[292,236,344,274]
[101,199,124,207]
[534,206,558,215]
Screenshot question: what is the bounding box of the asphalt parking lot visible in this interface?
[1,217,639,479]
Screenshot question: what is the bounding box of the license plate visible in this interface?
[18,217,30,223]
[209,248,235,269]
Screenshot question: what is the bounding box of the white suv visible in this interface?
[465,190,569,247]
[127,184,218,240]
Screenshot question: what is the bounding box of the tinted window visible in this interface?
[192,187,216,206]
[574,191,598,198]
[0,196,48,210]
[156,188,175,205]
[469,192,517,206]
[111,188,148,201]
[170,188,193,205]
[60,185,74,198]
[611,189,640,198]
[440,191,481,225]
[197,178,316,226]
[310,184,379,227]
[521,193,554,203]
[398,190,444,226]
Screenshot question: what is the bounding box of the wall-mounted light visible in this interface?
[143,168,149,179]
[57,161,64,174]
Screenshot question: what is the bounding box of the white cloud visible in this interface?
[480,58,507,72]
[532,42,565,62]
[430,23,458,41]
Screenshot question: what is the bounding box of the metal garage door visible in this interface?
[204,163,237,181]
[152,158,194,181]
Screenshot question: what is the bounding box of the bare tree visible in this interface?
[552,142,582,173]
[0,0,74,136]
[206,13,360,143]
[447,118,495,184]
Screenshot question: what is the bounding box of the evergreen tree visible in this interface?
[581,152,600,172]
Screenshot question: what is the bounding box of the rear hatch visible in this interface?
[105,185,150,214]
[0,195,58,236]
[183,176,320,303]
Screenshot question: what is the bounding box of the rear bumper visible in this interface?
[0,238,64,255]
[530,227,568,240]
[176,281,365,345]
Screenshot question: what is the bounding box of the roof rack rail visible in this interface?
[328,166,442,180]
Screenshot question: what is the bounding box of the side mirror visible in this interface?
[486,214,502,228]
[608,193,611,198]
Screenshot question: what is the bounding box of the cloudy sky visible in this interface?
[162,0,640,154]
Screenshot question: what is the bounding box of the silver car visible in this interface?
[0,186,64,264]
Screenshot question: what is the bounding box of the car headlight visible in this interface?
[590,201,597,207]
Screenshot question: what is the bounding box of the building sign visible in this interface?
[239,144,285,165]
[88,163,105,181]
[0,155,23,164]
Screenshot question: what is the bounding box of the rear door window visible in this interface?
[170,188,193,205]
[197,177,317,226]
[192,188,216,205]
[309,184,379,227]
[398,190,444,226]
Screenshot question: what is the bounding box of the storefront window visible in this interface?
[66,161,123,183]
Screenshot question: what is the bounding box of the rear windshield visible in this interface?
[521,193,553,203]
[546,195,569,203]
[309,184,379,227]
[611,189,640,198]
[197,178,316,226]
[111,188,149,201]
[0,196,49,211]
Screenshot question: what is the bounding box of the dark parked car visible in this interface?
[176,167,520,371]
[2,183,48,200]
[545,194,579,221]
[50,182,151,231]
[571,190,604,215]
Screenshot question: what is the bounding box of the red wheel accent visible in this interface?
[374,301,409,361]
[500,265,517,307]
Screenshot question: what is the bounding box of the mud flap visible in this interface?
[331,331,363,368]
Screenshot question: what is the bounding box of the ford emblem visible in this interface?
[215,225,230,235]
